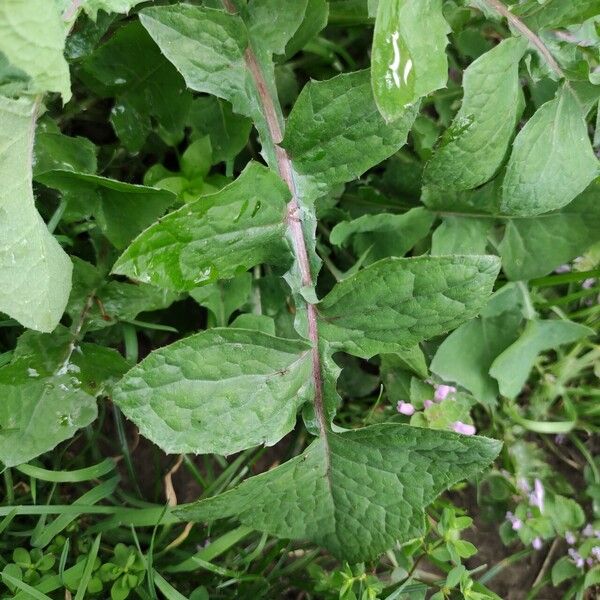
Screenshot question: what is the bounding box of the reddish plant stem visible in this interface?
[221,0,328,437]
[484,0,564,78]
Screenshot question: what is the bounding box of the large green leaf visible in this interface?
[371,0,450,121]
[112,162,291,291]
[424,37,526,191]
[0,0,70,100]
[282,70,419,200]
[490,319,593,398]
[36,170,175,249]
[499,183,600,280]
[81,21,192,150]
[501,86,598,216]
[513,0,600,30]
[318,255,501,357]
[0,96,72,332]
[112,329,313,455]
[177,424,500,562]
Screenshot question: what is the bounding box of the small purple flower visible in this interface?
[397,401,415,416]
[554,264,571,274]
[532,537,543,550]
[517,478,531,493]
[583,523,595,537]
[569,548,585,568]
[506,511,522,531]
[582,278,596,290]
[423,399,434,409]
[555,434,566,445]
[592,546,600,561]
[434,384,456,402]
[565,531,576,545]
[529,478,545,513]
[453,421,476,436]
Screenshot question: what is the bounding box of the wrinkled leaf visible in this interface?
[318,255,500,357]
[282,70,419,200]
[113,329,313,455]
[424,37,526,191]
[177,424,500,562]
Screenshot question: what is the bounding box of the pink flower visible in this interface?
[506,511,522,531]
[453,421,476,436]
[582,278,596,289]
[397,401,415,416]
[565,531,576,545]
[423,399,434,409]
[532,537,543,550]
[434,384,456,402]
[569,548,584,568]
[554,264,571,274]
[529,479,545,513]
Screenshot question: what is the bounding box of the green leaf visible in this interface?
[490,319,593,398]
[431,217,492,256]
[0,96,72,332]
[0,325,130,466]
[246,0,310,55]
[138,5,265,133]
[112,329,313,455]
[33,121,97,178]
[35,171,176,249]
[282,70,419,200]
[190,273,252,327]
[318,255,500,358]
[551,556,580,586]
[424,37,526,191]
[499,182,600,280]
[371,0,450,120]
[176,424,501,562]
[0,0,70,100]
[79,0,147,20]
[112,162,291,291]
[330,208,435,263]
[501,86,598,216]
[284,0,329,58]
[187,97,252,164]
[81,22,192,150]
[513,0,600,30]
[67,259,179,331]
[430,307,522,405]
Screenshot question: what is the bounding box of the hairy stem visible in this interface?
[221,0,328,437]
[484,0,565,78]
